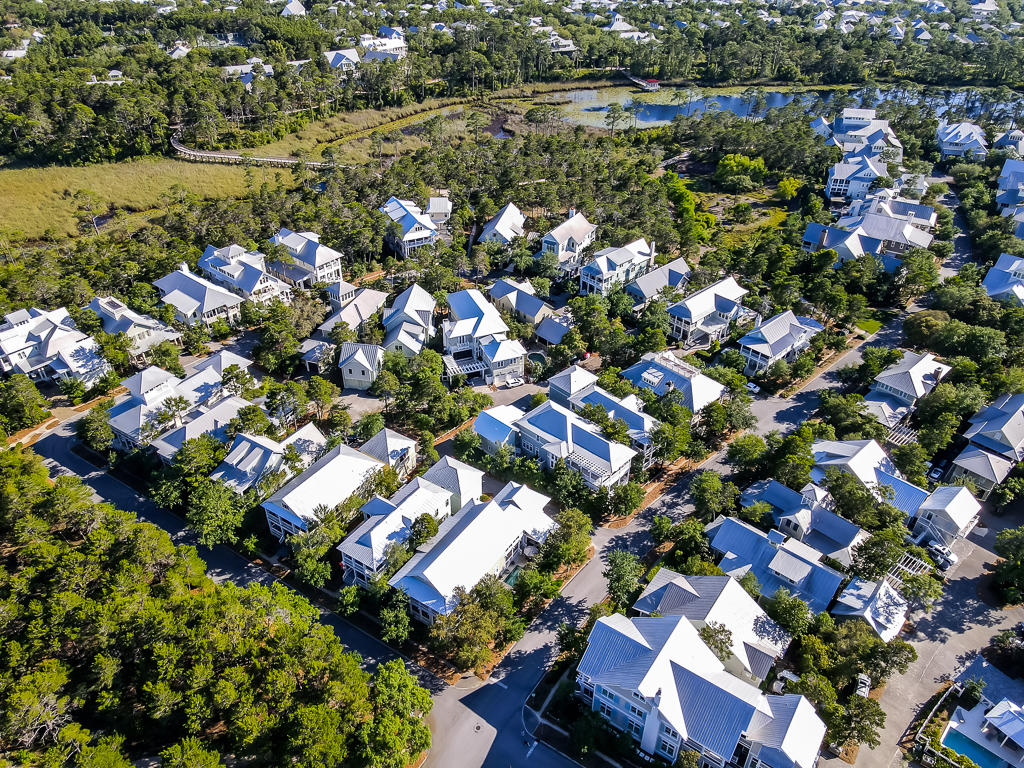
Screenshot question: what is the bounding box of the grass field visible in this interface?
[0,158,283,238]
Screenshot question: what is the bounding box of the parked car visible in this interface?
[927,541,959,566]
[854,673,871,697]
[928,461,949,481]
[745,382,761,394]
[505,377,524,389]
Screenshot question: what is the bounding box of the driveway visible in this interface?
[855,506,1024,768]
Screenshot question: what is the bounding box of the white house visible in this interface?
[982,253,1024,304]
[632,568,791,683]
[478,202,526,245]
[0,307,109,386]
[262,444,384,540]
[323,48,361,71]
[537,211,597,276]
[863,351,950,426]
[154,264,243,327]
[267,229,345,287]
[442,289,526,385]
[421,455,484,511]
[826,154,887,200]
[548,364,659,468]
[380,197,438,256]
[667,277,752,344]
[474,399,637,489]
[87,297,180,365]
[361,427,417,479]
[338,342,384,390]
[579,238,656,296]
[211,424,327,495]
[318,288,388,337]
[198,244,291,305]
[937,121,989,159]
[382,283,436,357]
[951,392,1024,498]
[620,351,726,416]
[907,485,981,548]
[338,476,453,586]
[150,396,253,462]
[576,614,825,768]
[625,256,691,310]
[737,311,824,375]
[831,578,908,641]
[281,0,305,15]
[488,279,554,326]
[388,481,554,623]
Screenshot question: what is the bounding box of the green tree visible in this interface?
[186,479,244,547]
[221,364,256,398]
[360,660,432,768]
[766,588,811,636]
[900,573,944,612]
[307,376,339,420]
[288,704,350,768]
[994,525,1024,604]
[603,549,644,609]
[0,374,51,432]
[829,695,886,748]
[160,738,224,768]
[698,621,733,662]
[850,528,906,581]
[409,513,439,549]
[380,595,412,645]
[690,472,739,521]
[541,506,593,571]
[77,401,114,453]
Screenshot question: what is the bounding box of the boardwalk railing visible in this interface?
[170,131,330,169]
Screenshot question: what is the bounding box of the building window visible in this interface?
[599,702,614,718]
[659,739,677,758]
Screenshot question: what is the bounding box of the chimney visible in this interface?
[180,262,190,273]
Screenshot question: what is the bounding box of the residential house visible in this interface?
[427,196,452,226]
[150,396,253,462]
[281,0,305,16]
[300,339,336,374]
[632,568,791,683]
[951,392,1024,498]
[488,278,555,326]
[982,253,1024,304]
[154,264,243,327]
[382,283,436,357]
[846,190,937,230]
[318,288,388,337]
[323,48,360,71]
[193,350,252,379]
[327,280,358,310]
[625,256,691,311]
[267,229,345,287]
[831,578,908,641]
[706,516,845,614]
[198,244,291,305]
[579,238,656,296]
[361,427,417,479]
[361,37,408,61]
[262,443,384,540]
[0,307,109,386]
[576,614,825,767]
[907,485,981,548]
[338,476,453,586]
[937,122,989,159]
[474,399,637,489]
[943,658,1024,768]
[667,277,752,344]
[380,197,438,257]
[994,129,1024,156]
[996,159,1024,212]
[338,342,384,390]
[389,481,554,623]
[620,351,726,416]
[863,351,950,426]
[87,297,180,366]
[832,210,934,256]
[737,311,824,376]
[825,154,887,200]
[478,203,526,245]
[548,364,659,468]
[211,424,327,494]
[800,222,894,271]
[535,314,574,347]
[107,365,224,450]
[442,288,526,385]
[740,479,868,567]
[421,455,484,511]
[537,211,598,276]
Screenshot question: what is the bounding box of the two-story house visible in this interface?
[488,278,555,327]
[198,244,292,305]
[87,297,180,366]
[620,351,726,417]
[388,481,554,623]
[0,307,109,386]
[951,392,1024,499]
[380,197,438,257]
[211,423,327,495]
[579,238,656,296]
[737,311,824,376]
[825,154,886,200]
[382,283,436,357]
[361,427,417,479]
[267,229,345,287]
[442,289,526,386]
[154,264,243,327]
[982,253,1024,305]
[625,256,691,311]
[576,614,825,768]
[536,210,597,276]
[478,202,527,245]
[863,350,950,426]
[937,121,989,159]
[338,342,384,390]
[667,277,752,345]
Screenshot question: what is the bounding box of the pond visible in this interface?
[548,85,1024,129]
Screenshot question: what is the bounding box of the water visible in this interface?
[941,727,1007,768]
[528,352,547,365]
[550,86,1024,129]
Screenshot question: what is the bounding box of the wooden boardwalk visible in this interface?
[170,132,331,169]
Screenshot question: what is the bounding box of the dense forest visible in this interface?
[0,446,432,767]
[1,0,1023,164]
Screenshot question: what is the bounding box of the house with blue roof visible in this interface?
[536,314,574,346]
[706,516,845,614]
[625,256,691,311]
[740,480,868,566]
[488,278,554,326]
[379,197,438,257]
[579,238,656,297]
[620,350,726,416]
[442,288,526,385]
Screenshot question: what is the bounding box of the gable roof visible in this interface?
[421,455,484,504]
[626,256,692,303]
[269,229,343,270]
[383,283,435,330]
[964,392,1024,460]
[380,197,437,241]
[211,423,327,493]
[154,265,243,316]
[668,277,748,322]
[620,351,726,413]
[479,202,526,243]
[338,342,383,373]
[360,428,416,468]
[738,311,823,358]
[446,289,509,338]
[873,351,951,399]
[831,578,908,641]
[545,211,596,247]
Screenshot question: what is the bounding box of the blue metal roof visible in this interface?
[473,410,517,445]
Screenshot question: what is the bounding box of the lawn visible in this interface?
[856,313,885,335]
[0,157,279,238]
